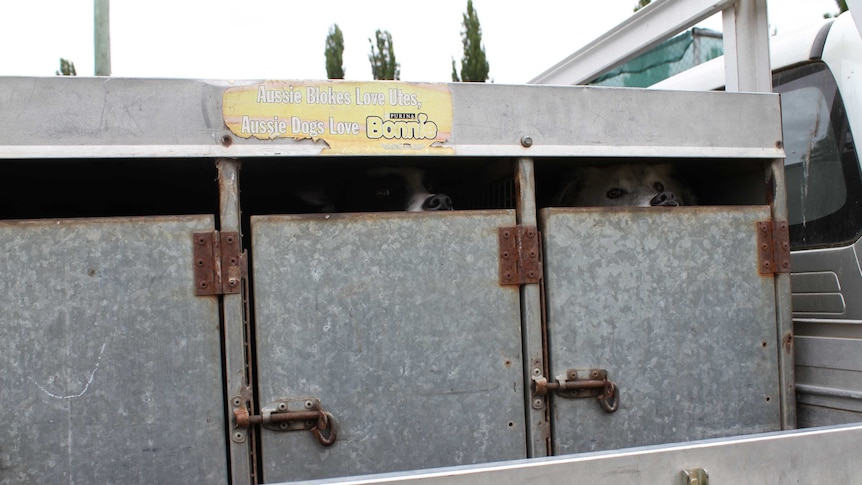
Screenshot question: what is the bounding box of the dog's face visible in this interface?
[555,163,694,207]
[297,167,453,212]
[340,168,452,212]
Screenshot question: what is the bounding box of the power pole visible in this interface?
[94,0,111,76]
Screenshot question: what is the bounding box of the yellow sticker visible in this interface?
[223,80,453,154]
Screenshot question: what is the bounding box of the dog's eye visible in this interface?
[653,182,665,192]
[375,188,390,198]
[606,188,625,199]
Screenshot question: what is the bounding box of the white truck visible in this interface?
[652,3,862,432]
[1,1,859,483]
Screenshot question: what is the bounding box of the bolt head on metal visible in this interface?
[520,136,533,147]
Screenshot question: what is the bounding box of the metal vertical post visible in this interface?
[218,159,256,483]
[769,157,797,430]
[94,0,111,76]
[516,158,550,457]
[722,0,771,92]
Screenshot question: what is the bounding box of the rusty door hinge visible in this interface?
[193,231,246,296]
[757,221,790,275]
[499,226,542,285]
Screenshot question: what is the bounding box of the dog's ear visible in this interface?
[678,184,698,206]
[295,186,336,212]
[660,164,698,206]
[553,167,589,206]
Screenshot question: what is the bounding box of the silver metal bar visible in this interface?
[722,0,772,92]
[515,158,549,457]
[283,424,862,485]
[94,0,111,76]
[530,0,736,85]
[769,157,796,429]
[796,384,862,401]
[217,159,255,483]
[0,78,783,160]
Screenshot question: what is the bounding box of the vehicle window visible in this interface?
[774,62,862,249]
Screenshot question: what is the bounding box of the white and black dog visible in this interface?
[554,163,695,207]
[297,167,453,212]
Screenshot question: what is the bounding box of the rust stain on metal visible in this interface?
[193,230,243,296]
[193,232,217,296]
[757,220,790,275]
[783,331,793,354]
[772,221,791,273]
[499,225,542,286]
[234,406,250,428]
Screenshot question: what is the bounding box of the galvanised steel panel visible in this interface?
[0,216,226,484]
[252,210,524,482]
[540,206,781,455]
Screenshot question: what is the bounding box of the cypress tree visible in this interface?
[325,24,345,79]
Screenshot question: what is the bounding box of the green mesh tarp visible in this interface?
[591,28,723,87]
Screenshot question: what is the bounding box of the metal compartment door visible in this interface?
[252,210,525,482]
[540,207,782,455]
[0,216,226,483]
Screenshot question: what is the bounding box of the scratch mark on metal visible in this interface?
[28,343,107,399]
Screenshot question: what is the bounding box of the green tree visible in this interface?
[55,58,77,76]
[325,24,345,79]
[634,0,651,12]
[450,58,460,82]
[455,0,489,82]
[368,29,400,80]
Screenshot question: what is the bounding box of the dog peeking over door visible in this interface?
[553,163,696,207]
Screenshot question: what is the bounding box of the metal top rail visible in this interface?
[0,78,781,160]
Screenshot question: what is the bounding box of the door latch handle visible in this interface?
[234,397,337,447]
[533,368,619,413]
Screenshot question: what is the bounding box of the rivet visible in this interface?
[520,136,533,148]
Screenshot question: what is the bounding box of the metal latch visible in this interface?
[234,398,337,447]
[499,226,542,285]
[533,369,619,413]
[757,221,790,275]
[193,231,245,296]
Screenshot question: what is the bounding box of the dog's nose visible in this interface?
[650,191,680,207]
[422,194,454,210]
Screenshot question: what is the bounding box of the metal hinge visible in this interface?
[757,221,790,275]
[499,225,542,285]
[193,231,246,296]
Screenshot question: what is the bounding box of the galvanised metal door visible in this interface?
[0,216,226,484]
[251,210,525,482]
[540,207,782,455]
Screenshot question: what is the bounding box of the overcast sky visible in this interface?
[0,0,842,84]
